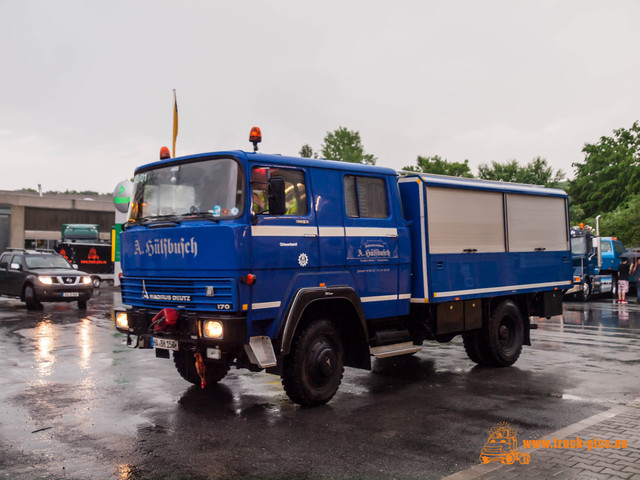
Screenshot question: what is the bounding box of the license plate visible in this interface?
[62,292,79,297]
[152,337,179,351]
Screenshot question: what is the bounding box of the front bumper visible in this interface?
[114,307,247,352]
[34,284,93,302]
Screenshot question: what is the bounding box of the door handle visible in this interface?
[386,234,398,238]
[304,233,318,238]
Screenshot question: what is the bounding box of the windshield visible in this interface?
[25,255,74,269]
[129,158,244,222]
[571,236,587,255]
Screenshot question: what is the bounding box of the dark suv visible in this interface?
[0,249,93,310]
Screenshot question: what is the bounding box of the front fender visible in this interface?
[277,286,368,356]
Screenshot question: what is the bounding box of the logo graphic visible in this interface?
[298,253,309,267]
[88,247,99,260]
[480,422,530,465]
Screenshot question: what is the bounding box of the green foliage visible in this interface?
[581,194,640,247]
[569,121,640,219]
[477,157,565,187]
[402,155,473,177]
[320,127,376,165]
[299,144,317,158]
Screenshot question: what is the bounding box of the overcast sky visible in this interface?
[1,0,638,194]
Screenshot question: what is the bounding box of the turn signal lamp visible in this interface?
[116,311,129,330]
[160,146,171,159]
[249,127,262,152]
[203,320,224,339]
[240,273,256,285]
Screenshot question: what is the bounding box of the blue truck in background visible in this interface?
[566,223,626,300]
[114,132,573,406]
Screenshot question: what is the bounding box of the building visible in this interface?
[0,190,115,252]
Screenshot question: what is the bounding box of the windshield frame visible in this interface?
[128,155,245,224]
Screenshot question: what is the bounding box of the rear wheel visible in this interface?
[463,330,492,365]
[173,350,228,387]
[484,300,524,367]
[24,285,42,310]
[282,319,344,407]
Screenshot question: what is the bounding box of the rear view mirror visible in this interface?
[268,176,287,215]
[10,263,21,271]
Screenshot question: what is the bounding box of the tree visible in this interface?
[569,121,640,218]
[581,194,640,247]
[402,155,473,177]
[477,157,565,187]
[299,144,317,158]
[320,127,376,165]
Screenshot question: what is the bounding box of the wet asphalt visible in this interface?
[0,288,639,480]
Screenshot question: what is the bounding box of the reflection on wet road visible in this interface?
[0,292,639,479]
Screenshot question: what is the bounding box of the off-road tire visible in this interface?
[282,319,344,407]
[78,300,87,310]
[463,330,494,366]
[484,300,524,367]
[173,350,229,388]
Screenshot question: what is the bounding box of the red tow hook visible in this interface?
[194,352,207,389]
[150,308,179,332]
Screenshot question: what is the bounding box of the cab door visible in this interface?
[343,174,400,319]
[249,165,319,323]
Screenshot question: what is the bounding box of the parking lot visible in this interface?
[0,289,639,479]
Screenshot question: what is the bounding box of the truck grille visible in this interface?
[121,277,237,311]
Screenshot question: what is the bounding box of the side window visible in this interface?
[252,167,309,216]
[600,241,611,253]
[0,254,9,270]
[344,175,389,219]
[11,255,23,269]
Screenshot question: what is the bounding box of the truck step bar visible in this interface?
[370,342,422,359]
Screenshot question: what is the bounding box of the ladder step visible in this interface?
[370,341,421,359]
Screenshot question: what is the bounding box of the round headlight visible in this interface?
[203,320,223,339]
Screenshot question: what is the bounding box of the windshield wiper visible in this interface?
[180,212,220,223]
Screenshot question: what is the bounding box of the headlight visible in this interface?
[202,320,223,339]
[38,276,53,285]
[82,276,92,285]
[115,311,129,330]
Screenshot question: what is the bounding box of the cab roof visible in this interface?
[135,150,398,177]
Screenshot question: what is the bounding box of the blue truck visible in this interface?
[114,133,572,406]
[566,224,626,300]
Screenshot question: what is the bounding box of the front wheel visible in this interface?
[24,285,42,310]
[580,279,591,302]
[282,319,344,407]
[173,350,229,388]
[92,277,101,288]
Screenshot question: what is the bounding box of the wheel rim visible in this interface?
[498,317,515,349]
[306,337,338,388]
